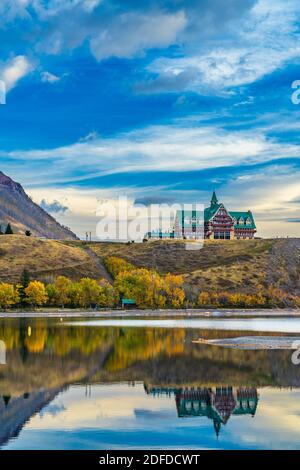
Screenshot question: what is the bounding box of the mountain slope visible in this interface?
[0,171,77,239]
[0,235,111,283]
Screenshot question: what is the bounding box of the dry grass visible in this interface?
[2,236,297,296]
[87,238,275,293]
[0,235,105,283]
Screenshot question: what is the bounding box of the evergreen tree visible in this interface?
[5,223,13,234]
[25,230,31,236]
[19,269,30,303]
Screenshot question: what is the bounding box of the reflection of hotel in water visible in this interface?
[145,386,259,436]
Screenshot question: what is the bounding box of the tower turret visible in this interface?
[211,190,218,206]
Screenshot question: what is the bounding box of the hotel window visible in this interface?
[214,231,230,240]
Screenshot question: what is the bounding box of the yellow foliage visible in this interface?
[164,273,185,307]
[198,291,211,306]
[78,278,101,308]
[0,283,19,309]
[98,279,119,307]
[53,276,73,307]
[25,281,48,307]
[104,256,134,279]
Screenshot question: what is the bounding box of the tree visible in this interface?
[25,281,48,307]
[115,268,166,308]
[104,256,135,279]
[98,279,119,307]
[69,281,82,308]
[5,223,13,234]
[78,278,101,308]
[0,283,19,309]
[53,276,72,308]
[164,273,185,308]
[46,283,56,306]
[198,292,211,307]
[25,230,31,236]
[19,269,30,303]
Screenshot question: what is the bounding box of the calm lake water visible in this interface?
[1,316,300,450]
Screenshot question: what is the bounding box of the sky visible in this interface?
[6,383,300,450]
[1,0,300,238]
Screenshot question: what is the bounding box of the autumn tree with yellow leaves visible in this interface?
[98,279,119,307]
[115,268,185,309]
[105,256,134,279]
[0,283,19,309]
[25,281,48,307]
[50,275,73,308]
[164,273,185,308]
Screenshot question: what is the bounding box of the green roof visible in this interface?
[204,204,221,221]
[229,211,256,229]
[211,190,218,206]
[175,206,256,229]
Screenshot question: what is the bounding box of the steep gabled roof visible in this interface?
[229,210,256,229]
[204,204,221,222]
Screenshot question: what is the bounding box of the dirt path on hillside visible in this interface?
[83,246,113,283]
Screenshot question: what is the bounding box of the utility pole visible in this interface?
[85,231,92,242]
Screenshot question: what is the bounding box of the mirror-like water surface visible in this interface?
[0,316,300,449]
[66,317,300,332]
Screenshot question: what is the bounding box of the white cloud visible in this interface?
[1,1,187,60]
[41,71,60,83]
[141,0,300,94]
[90,10,187,60]
[0,0,102,21]
[1,118,300,188]
[1,55,33,91]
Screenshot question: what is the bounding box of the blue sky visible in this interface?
[1,0,300,238]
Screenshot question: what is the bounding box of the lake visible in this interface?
[1,315,300,450]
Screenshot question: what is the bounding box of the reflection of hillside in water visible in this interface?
[1,319,300,392]
[0,318,299,446]
[145,385,258,436]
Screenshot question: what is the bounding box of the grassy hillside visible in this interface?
[87,238,300,296]
[0,235,110,283]
[2,236,300,299]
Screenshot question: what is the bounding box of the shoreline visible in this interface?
[1,308,300,318]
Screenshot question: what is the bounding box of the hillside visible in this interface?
[0,171,77,239]
[2,236,300,299]
[0,235,110,283]
[87,238,300,296]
